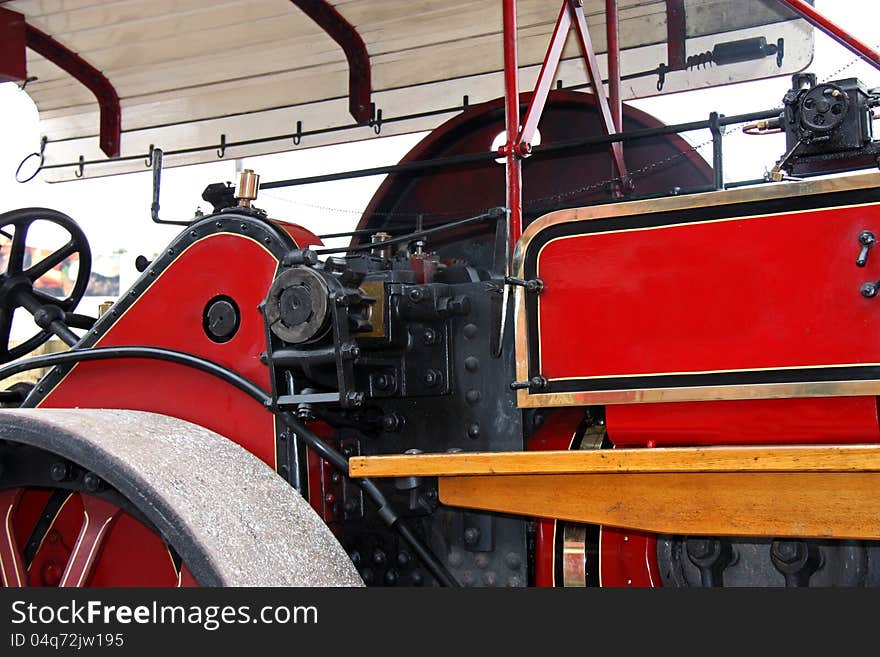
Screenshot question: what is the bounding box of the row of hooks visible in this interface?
[16,93,479,181]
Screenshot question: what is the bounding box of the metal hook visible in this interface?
[293,121,303,146]
[15,136,47,184]
[17,76,37,92]
[656,63,668,92]
[216,134,227,158]
[74,155,85,178]
[369,104,383,135]
[145,144,155,168]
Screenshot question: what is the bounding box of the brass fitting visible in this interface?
[235,169,260,207]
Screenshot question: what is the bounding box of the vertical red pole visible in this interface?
[605,0,621,132]
[502,0,522,255]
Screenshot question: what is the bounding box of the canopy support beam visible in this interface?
[290,0,372,124]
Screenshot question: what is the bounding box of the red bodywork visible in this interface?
[13,222,325,586]
[537,203,880,384]
[37,233,281,466]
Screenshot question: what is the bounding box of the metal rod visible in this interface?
[502,0,523,257]
[260,150,497,189]
[255,108,779,190]
[606,0,622,133]
[709,111,724,190]
[570,0,627,184]
[776,0,880,71]
[315,207,504,254]
[519,2,571,147]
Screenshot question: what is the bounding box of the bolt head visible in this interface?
[83,472,102,492]
[408,288,424,303]
[463,527,481,545]
[422,328,438,345]
[686,538,714,560]
[423,370,442,387]
[49,461,69,482]
[862,282,878,298]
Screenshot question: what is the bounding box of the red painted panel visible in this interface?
[607,396,880,446]
[538,204,880,378]
[39,233,279,467]
[0,8,26,83]
[599,528,660,587]
[269,219,323,249]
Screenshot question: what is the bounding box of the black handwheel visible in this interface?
[0,208,91,363]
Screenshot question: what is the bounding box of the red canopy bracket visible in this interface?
[24,24,121,158]
[290,0,372,124]
[0,8,27,83]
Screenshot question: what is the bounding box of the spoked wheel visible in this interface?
[0,488,188,587]
[0,409,363,587]
[0,208,92,363]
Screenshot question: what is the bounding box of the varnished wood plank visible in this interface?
[348,444,880,478]
[439,471,880,540]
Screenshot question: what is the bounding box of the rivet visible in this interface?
[467,423,480,439]
[465,389,481,404]
[464,356,479,372]
[463,323,478,339]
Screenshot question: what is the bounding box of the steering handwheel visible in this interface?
[0,208,92,363]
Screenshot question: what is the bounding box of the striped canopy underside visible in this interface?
[4,0,813,180]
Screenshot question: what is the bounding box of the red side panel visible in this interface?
[538,203,880,379]
[599,528,660,587]
[38,233,280,467]
[270,219,323,249]
[608,397,880,447]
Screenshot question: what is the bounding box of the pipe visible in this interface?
[502,0,523,257]
[606,0,622,133]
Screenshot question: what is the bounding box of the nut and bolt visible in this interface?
[423,369,442,387]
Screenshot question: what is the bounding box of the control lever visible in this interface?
[857,230,876,267]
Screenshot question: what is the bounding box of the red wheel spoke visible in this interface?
[59,495,121,588]
[0,489,28,587]
[25,240,77,282]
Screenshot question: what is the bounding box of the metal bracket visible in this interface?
[504,276,544,294]
[510,376,549,391]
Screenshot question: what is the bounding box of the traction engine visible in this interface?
[3,0,880,589]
